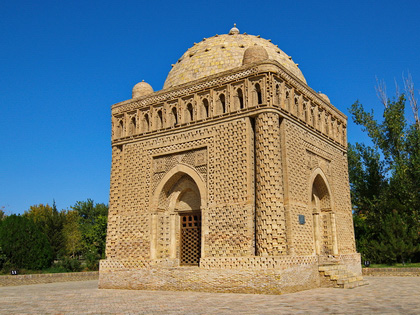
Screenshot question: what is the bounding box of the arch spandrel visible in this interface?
[151,163,207,211]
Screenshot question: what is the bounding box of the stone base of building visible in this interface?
[99,254,361,294]
[98,264,320,294]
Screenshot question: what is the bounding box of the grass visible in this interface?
[364,262,420,268]
[1,267,71,275]
[1,260,98,275]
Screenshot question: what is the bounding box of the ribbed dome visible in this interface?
[163,29,306,89]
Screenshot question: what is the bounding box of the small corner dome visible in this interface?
[318,92,330,103]
[132,80,154,99]
[242,45,269,65]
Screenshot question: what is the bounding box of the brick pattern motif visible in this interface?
[205,119,254,257]
[157,214,170,259]
[211,119,249,204]
[201,255,318,269]
[334,153,356,253]
[106,146,123,258]
[152,147,208,195]
[284,120,314,255]
[206,204,253,257]
[255,113,286,256]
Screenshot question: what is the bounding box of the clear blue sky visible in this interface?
[1,0,419,214]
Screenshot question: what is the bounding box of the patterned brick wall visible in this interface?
[206,118,254,257]
[282,119,356,256]
[106,117,255,262]
[283,120,314,255]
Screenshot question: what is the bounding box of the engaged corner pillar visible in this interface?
[150,213,158,260]
[330,212,339,255]
[169,213,177,259]
[313,210,321,255]
[255,112,286,256]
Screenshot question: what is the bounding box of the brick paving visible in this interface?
[0,277,419,314]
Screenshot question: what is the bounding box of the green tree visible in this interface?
[0,215,53,270]
[23,202,66,259]
[348,143,388,259]
[349,89,420,264]
[0,246,6,270]
[72,199,108,225]
[62,210,83,258]
[71,199,108,269]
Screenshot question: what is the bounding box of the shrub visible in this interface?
[59,256,82,272]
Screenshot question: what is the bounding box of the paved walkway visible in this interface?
[0,277,419,314]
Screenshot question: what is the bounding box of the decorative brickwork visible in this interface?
[100,26,361,294]
[255,112,286,256]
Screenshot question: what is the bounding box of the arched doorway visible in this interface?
[311,172,338,256]
[152,166,206,266]
[171,175,202,265]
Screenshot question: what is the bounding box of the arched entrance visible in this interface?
[151,165,206,266]
[310,171,338,256]
[171,175,202,265]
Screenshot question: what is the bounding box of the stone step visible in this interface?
[326,269,351,276]
[322,270,352,278]
[319,264,368,289]
[328,274,352,281]
[343,280,369,289]
[319,265,347,272]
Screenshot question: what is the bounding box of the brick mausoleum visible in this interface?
[99,25,364,293]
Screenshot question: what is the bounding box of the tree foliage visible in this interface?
[71,199,108,262]
[0,199,108,273]
[0,215,53,270]
[0,206,6,221]
[349,91,420,264]
[23,202,66,259]
[62,210,83,258]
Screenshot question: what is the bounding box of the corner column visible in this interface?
[330,212,339,255]
[255,112,286,256]
[150,213,158,259]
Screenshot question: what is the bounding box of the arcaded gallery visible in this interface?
[99,25,365,293]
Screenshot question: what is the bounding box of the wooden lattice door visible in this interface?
[321,212,333,255]
[180,213,201,265]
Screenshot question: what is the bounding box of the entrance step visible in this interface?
[319,264,368,289]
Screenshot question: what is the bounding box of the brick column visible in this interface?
[150,213,158,259]
[255,112,286,256]
[105,145,123,258]
[169,213,177,259]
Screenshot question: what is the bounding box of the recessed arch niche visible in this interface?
[152,166,206,266]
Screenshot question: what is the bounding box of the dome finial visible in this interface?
[229,23,239,35]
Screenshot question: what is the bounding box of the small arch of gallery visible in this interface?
[113,76,346,146]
